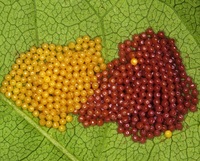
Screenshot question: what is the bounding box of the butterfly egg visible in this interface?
[0,35,107,132]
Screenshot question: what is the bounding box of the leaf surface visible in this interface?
[0,0,200,161]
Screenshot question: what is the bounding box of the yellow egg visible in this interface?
[164,130,172,138]
[131,58,138,65]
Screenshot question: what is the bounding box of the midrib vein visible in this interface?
[0,93,79,161]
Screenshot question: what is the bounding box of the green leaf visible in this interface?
[0,0,200,160]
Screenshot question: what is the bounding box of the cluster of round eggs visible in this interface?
[77,28,199,143]
[0,29,199,143]
[0,36,106,131]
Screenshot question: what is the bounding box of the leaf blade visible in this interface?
[0,0,200,161]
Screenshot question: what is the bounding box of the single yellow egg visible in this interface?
[131,58,138,65]
[164,130,172,138]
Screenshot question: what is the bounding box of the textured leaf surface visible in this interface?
[0,0,200,161]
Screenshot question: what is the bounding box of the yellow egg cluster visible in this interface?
[0,35,106,131]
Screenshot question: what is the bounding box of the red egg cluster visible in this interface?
[77,28,199,143]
